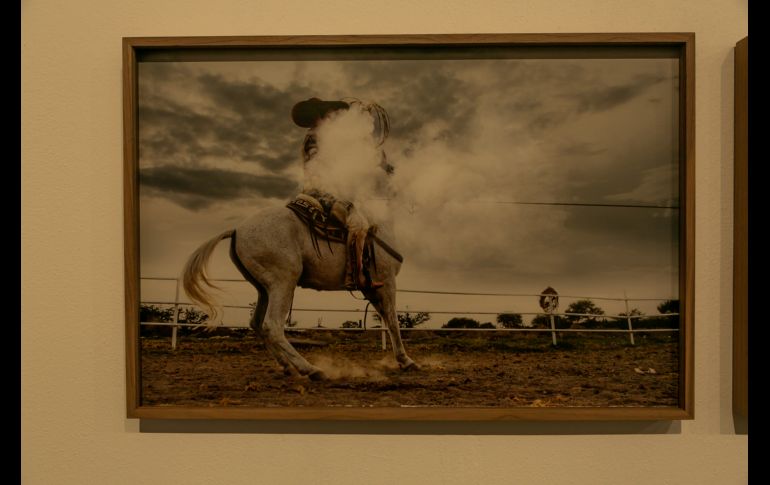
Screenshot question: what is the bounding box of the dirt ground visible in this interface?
[140,330,679,408]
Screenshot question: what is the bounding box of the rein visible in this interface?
[369,232,404,264]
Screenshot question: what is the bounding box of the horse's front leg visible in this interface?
[366,284,419,371]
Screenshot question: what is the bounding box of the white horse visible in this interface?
[181,102,417,380]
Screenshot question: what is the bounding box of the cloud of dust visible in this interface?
[311,355,388,381]
[414,354,452,371]
[374,356,400,370]
[311,353,448,380]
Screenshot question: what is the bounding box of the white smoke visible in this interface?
[298,99,568,289]
[384,112,571,287]
[303,106,389,223]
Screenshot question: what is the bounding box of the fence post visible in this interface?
[624,290,635,346]
[548,312,558,346]
[381,329,387,351]
[171,279,181,350]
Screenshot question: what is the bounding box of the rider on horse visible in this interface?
[290,97,393,291]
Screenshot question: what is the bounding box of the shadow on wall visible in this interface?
[733,414,747,435]
[138,419,681,435]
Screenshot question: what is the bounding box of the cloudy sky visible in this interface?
[137,50,680,327]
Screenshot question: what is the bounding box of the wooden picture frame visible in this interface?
[124,33,695,421]
[733,36,748,419]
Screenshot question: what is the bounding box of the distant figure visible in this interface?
[539,286,559,313]
[291,97,392,290]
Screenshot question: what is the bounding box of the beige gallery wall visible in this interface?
[22,0,748,483]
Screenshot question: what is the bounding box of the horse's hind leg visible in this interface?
[366,284,418,371]
[229,238,317,378]
[229,246,292,375]
[248,306,294,376]
[261,282,326,380]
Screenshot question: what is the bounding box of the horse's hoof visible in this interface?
[307,369,328,381]
[400,361,421,372]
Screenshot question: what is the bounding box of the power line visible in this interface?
[371,198,679,210]
[486,200,679,209]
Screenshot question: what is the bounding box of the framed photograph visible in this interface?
[124,33,694,420]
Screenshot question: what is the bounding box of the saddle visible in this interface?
[287,193,348,248]
[286,193,403,291]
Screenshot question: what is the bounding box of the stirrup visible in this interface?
[361,273,384,290]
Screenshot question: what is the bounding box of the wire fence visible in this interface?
[138,276,679,350]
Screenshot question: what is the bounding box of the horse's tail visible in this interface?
[182,229,234,322]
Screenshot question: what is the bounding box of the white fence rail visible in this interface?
[139,277,679,350]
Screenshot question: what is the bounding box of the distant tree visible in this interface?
[178,307,206,324]
[139,304,174,323]
[442,317,480,329]
[397,311,431,329]
[479,322,496,329]
[601,308,643,329]
[530,314,548,328]
[635,315,677,329]
[631,300,680,329]
[341,320,362,329]
[496,313,524,329]
[530,314,569,329]
[619,308,644,317]
[139,304,176,338]
[657,299,680,314]
[564,299,605,328]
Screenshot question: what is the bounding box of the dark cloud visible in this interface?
[557,206,679,276]
[242,152,298,172]
[196,73,287,119]
[508,98,543,113]
[138,102,212,162]
[571,74,665,114]
[559,151,676,208]
[493,64,670,141]
[527,111,562,135]
[139,67,311,176]
[563,206,678,245]
[557,141,607,158]
[396,201,678,286]
[140,165,299,211]
[341,61,480,151]
[493,63,586,139]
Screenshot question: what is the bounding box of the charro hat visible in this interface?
[291,98,350,128]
